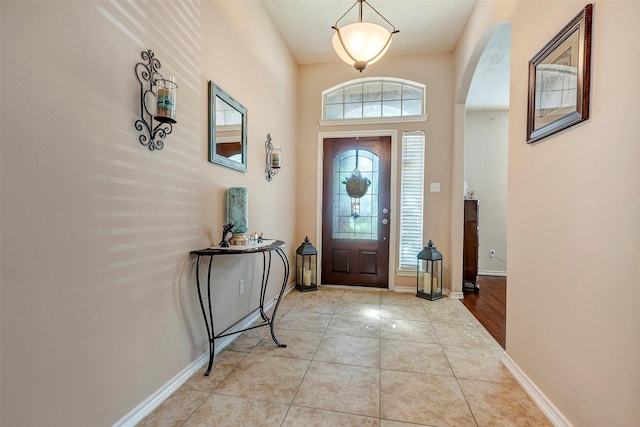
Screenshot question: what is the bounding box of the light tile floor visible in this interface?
[138,287,552,426]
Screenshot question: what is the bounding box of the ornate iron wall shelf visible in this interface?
[134,50,178,151]
[265,133,281,181]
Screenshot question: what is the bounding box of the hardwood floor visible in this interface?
[461,275,506,349]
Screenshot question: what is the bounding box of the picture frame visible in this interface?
[526,4,592,144]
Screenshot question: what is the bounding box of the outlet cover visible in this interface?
[430,182,441,192]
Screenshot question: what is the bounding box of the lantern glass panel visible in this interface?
[418,260,431,293]
[432,260,441,293]
[296,254,303,285]
[298,254,317,286]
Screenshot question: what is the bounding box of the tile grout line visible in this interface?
[178,347,253,426]
[280,289,337,425]
[438,300,485,427]
[144,288,545,425]
[378,295,382,422]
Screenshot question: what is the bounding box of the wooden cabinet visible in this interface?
[463,199,480,293]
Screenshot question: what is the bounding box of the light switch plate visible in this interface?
[430,182,441,192]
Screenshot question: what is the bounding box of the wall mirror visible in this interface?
[208,81,247,172]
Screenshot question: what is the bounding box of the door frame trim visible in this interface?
[316,130,398,290]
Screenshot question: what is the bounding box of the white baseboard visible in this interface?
[443,289,464,299]
[392,286,462,300]
[113,287,294,427]
[391,285,415,293]
[392,286,463,299]
[113,351,209,427]
[502,353,573,427]
[478,270,507,277]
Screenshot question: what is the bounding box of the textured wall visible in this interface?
[0,1,297,425]
[455,1,640,425]
[465,110,508,274]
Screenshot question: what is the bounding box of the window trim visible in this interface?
[319,115,428,127]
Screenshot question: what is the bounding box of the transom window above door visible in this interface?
[321,78,427,125]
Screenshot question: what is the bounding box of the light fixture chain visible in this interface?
[333,0,360,27]
[363,0,398,32]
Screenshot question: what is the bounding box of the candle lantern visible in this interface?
[416,240,443,301]
[154,75,178,123]
[295,237,318,292]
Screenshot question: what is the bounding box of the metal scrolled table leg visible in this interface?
[258,251,271,322]
[195,255,216,376]
[268,247,289,348]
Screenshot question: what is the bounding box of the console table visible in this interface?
[190,240,289,376]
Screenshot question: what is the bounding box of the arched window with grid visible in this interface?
[322,78,425,121]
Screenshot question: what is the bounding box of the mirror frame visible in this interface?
[208,81,248,172]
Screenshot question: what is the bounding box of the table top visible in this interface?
[190,239,286,256]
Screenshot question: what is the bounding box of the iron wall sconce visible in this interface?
[295,237,318,292]
[265,133,281,181]
[416,240,443,301]
[134,50,178,151]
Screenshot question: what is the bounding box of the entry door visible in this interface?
[322,136,391,287]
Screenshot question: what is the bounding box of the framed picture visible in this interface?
[527,4,592,144]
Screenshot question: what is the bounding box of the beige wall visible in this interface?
[4,0,639,425]
[456,1,640,425]
[297,53,455,291]
[0,1,297,425]
[465,110,508,274]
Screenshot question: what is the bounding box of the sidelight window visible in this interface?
[398,131,425,270]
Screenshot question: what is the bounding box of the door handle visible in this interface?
[381,218,389,225]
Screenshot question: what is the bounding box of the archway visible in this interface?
[450,22,511,347]
[450,22,511,294]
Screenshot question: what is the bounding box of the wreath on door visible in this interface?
[342,150,370,219]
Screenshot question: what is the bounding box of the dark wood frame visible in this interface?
[321,136,391,288]
[526,4,592,144]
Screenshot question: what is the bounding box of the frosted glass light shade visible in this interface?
[332,22,393,71]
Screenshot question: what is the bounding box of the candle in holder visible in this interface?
[303,268,312,286]
[423,273,431,292]
[271,147,281,168]
[155,75,177,121]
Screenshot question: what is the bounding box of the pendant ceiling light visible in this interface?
[331,0,399,72]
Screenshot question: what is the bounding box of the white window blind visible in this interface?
[399,131,425,270]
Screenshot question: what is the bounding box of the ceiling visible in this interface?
[261,0,510,110]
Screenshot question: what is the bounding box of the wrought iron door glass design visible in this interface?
[332,149,379,240]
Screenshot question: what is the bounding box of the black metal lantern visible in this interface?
[296,237,318,292]
[416,240,443,301]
